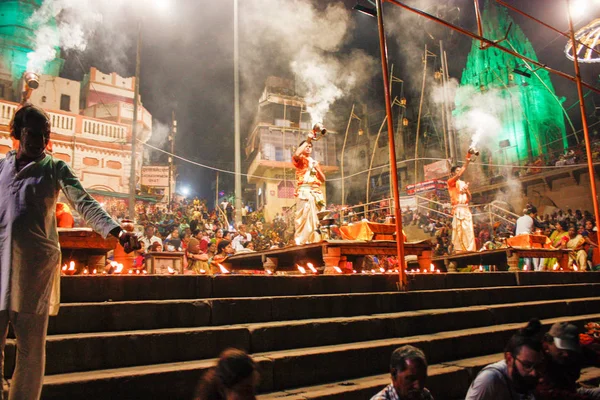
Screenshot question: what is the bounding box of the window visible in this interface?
[277,180,295,199]
[60,94,71,111]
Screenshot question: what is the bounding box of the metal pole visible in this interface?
[439,41,450,162]
[567,0,600,235]
[443,50,458,163]
[366,116,388,204]
[474,0,484,49]
[215,171,219,210]
[169,111,176,209]
[375,0,406,288]
[129,21,142,221]
[234,0,242,225]
[414,45,428,186]
[385,0,600,94]
[496,0,600,59]
[341,104,355,209]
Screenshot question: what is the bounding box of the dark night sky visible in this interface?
[61,0,600,205]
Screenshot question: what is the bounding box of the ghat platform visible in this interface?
[223,240,432,273]
[431,247,571,272]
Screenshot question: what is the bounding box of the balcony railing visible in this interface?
[0,99,130,143]
[82,119,127,141]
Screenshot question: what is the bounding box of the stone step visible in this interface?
[258,353,503,400]
[48,283,600,334]
[35,314,600,399]
[258,314,599,391]
[59,273,600,302]
[17,296,599,376]
[259,356,600,400]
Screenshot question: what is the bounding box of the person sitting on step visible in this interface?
[371,345,434,400]
[465,319,545,400]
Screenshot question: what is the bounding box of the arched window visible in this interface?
[277,180,295,199]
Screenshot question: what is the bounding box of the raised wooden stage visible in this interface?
[431,247,571,272]
[223,240,432,273]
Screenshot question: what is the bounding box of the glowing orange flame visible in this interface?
[218,264,230,274]
[128,269,133,274]
[92,269,97,274]
[307,263,318,273]
[430,263,435,272]
[553,262,559,271]
[573,264,579,271]
[479,265,483,272]
[68,261,75,271]
[297,265,307,274]
[200,269,206,274]
[142,270,148,274]
[83,268,89,275]
[333,266,342,274]
[167,266,176,274]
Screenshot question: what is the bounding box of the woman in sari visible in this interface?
[543,221,570,269]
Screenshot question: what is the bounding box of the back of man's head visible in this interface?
[10,103,50,140]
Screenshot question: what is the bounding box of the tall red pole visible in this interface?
[375,0,406,288]
[567,0,600,237]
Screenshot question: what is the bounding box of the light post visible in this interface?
[129,21,142,221]
[234,0,242,225]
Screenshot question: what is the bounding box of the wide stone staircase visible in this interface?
[4,272,599,400]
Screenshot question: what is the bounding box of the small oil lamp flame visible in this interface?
[218,264,230,274]
[297,265,307,274]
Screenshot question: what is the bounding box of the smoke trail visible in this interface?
[27,0,103,73]
[241,0,376,125]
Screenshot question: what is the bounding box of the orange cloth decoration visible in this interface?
[56,202,74,228]
[340,221,406,242]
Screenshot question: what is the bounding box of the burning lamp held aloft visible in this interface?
[21,71,40,104]
[467,147,480,160]
[311,123,327,141]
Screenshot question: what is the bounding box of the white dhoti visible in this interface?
[294,184,324,245]
[452,204,476,252]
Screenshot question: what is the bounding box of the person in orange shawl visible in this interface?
[292,124,326,245]
[447,152,476,253]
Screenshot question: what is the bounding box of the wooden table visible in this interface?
[58,228,117,270]
[223,240,432,274]
[145,252,185,274]
[431,247,571,272]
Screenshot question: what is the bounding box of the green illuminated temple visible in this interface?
[454,0,567,165]
[0,0,63,81]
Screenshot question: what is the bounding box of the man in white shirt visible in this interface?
[139,225,163,253]
[515,205,541,270]
[231,223,252,251]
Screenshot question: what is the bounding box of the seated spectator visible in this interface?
[149,241,163,252]
[232,224,252,251]
[371,345,433,400]
[195,348,259,400]
[164,227,182,251]
[187,236,209,275]
[566,225,588,270]
[139,225,162,253]
[236,241,256,254]
[210,239,235,272]
[465,319,544,400]
[536,321,600,400]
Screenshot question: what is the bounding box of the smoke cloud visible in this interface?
[240,0,376,124]
[27,0,104,73]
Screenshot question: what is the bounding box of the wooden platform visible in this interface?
[223,240,432,273]
[431,247,571,272]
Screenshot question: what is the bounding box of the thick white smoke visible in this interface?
[241,0,376,125]
[27,0,103,73]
